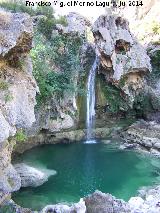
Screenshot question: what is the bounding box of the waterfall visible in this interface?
[86,56,99,142]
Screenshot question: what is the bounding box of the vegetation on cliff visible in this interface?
[31,32,84,105]
[0,0,85,107]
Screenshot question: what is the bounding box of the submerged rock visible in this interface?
[14,163,56,188]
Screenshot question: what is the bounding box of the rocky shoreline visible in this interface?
[120,120,160,157]
[13,120,128,154]
[1,187,160,213]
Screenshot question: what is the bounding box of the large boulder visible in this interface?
[14,163,56,187]
[92,15,151,106]
[84,190,130,213]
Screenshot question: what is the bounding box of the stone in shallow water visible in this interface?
[14,163,56,188]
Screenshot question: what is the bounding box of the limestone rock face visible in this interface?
[14,163,56,187]
[0,9,37,201]
[0,141,21,203]
[84,190,130,213]
[0,9,38,144]
[0,164,21,193]
[56,12,91,36]
[0,10,33,57]
[26,13,90,136]
[92,15,151,105]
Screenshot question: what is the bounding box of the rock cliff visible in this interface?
[93,15,151,106]
[0,9,37,203]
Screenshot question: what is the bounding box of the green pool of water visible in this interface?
[12,141,160,210]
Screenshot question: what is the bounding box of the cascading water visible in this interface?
[86,55,99,142]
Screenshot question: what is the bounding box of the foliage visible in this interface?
[119,76,126,87]
[31,32,84,105]
[133,92,153,118]
[147,50,160,86]
[152,21,160,34]
[35,6,68,39]
[37,15,67,39]
[100,75,129,113]
[150,50,160,68]
[104,85,129,113]
[0,0,36,16]
[4,93,13,102]
[0,0,84,107]
[15,129,27,142]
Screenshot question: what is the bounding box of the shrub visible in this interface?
[37,15,68,39]
[147,50,160,86]
[103,84,129,113]
[0,0,36,16]
[15,129,27,142]
[37,17,55,39]
[31,32,84,105]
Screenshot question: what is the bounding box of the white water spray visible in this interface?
[86,55,99,142]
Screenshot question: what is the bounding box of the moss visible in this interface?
[119,76,126,87]
[147,50,160,86]
[98,74,130,113]
[76,46,95,126]
[133,91,153,118]
[15,129,27,142]
[0,81,9,90]
[96,75,108,107]
[0,205,16,213]
[7,177,14,187]
[5,93,13,102]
